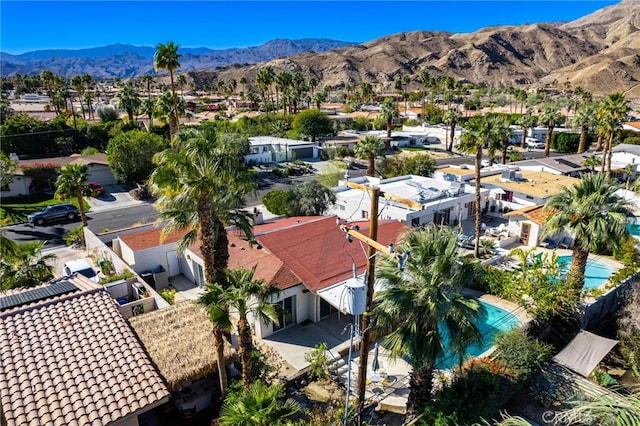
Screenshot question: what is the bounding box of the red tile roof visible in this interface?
[0,279,169,426]
[257,216,410,292]
[119,227,186,251]
[254,216,325,235]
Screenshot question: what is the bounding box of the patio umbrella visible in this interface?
[372,342,380,373]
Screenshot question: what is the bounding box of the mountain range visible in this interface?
[1,0,639,99]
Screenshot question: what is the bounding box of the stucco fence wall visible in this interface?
[581,272,640,330]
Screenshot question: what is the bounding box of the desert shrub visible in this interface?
[422,357,519,425]
[335,146,353,158]
[304,342,330,381]
[493,329,553,383]
[97,106,118,122]
[81,146,100,155]
[101,270,134,284]
[262,189,291,216]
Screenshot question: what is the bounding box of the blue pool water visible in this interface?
[557,255,612,290]
[627,223,640,237]
[435,300,520,369]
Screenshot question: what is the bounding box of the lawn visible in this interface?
[0,194,90,225]
[401,147,428,152]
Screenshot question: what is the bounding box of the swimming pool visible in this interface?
[557,255,612,290]
[435,300,520,369]
[627,223,640,237]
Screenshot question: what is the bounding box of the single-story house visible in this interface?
[622,122,640,133]
[476,169,580,213]
[2,153,117,198]
[330,174,487,228]
[245,136,320,164]
[0,276,170,426]
[502,204,569,247]
[434,164,514,183]
[514,153,591,177]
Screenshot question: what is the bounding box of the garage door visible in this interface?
[292,147,314,159]
[87,165,117,185]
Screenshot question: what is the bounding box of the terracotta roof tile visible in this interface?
[0,281,169,426]
[119,227,186,251]
[504,204,555,225]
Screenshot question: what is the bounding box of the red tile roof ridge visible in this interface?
[254,216,329,236]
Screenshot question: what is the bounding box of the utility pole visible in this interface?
[356,185,378,423]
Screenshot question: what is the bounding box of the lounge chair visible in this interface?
[559,237,572,249]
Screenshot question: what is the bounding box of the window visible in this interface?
[338,205,345,211]
[320,299,339,319]
[411,217,420,227]
[273,295,296,332]
[362,210,369,219]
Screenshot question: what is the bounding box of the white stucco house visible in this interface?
[330,174,487,228]
[245,136,320,164]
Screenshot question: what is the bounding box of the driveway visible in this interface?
[86,184,145,213]
[45,246,97,279]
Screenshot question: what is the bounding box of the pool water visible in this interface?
[627,223,640,237]
[435,300,520,369]
[557,255,612,290]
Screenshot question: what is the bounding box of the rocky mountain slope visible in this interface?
[189,0,640,98]
[0,39,356,79]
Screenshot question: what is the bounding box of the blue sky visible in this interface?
[1,1,618,54]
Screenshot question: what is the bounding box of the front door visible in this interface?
[166,251,179,277]
[520,222,531,245]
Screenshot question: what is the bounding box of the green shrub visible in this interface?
[335,146,353,158]
[304,342,330,381]
[161,288,176,305]
[63,225,85,247]
[262,189,291,216]
[493,329,553,383]
[101,270,134,284]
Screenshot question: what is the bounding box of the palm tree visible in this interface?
[458,116,496,257]
[597,93,629,176]
[176,74,187,97]
[219,381,300,426]
[379,97,398,150]
[71,75,86,120]
[442,108,462,152]
[154,41,182,138]
[516,113,537,149]
[140,74,154,127]
[582,154,601,173]
[543,173,632,292]
[0,241,56,290]
[495,116,515,165]
[573,102,597,154]
[117,82,141,124]
[373,225,483,413]
[538,103,564,157]
[256,66,275,113]
[206,267,280,390]
[55,164,89,226]
[354,135,384,177]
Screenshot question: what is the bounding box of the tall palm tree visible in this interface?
[582,154,601,173]
[379,97,398,150]
[573,102,597,154]
[516,112,537,149]
[458,116,496,257]
[204,267,280,390]
[140,74,154,127]
[154,41,182,138]
[219,381,300,426]
[55,164,89,226]
[354,135,384,177]
[373,225,483,413]
[0,241,56,290]
[71,75,86,120]
[117,82,141,124]
[543,174,632,292]
[442,108,462,152]
[176,74,187,97]
[597,93,629,176]
[538,103,564,157]
[495,116,515,165]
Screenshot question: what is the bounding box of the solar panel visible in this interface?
[0,280,78,311]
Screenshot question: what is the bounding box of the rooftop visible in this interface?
[119,227,186,251]
[504,204,554,225]
[0,278,169,425]
[479,170,579,199]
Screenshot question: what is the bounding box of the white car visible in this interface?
[63,259,100,283]
[525,138,545,149]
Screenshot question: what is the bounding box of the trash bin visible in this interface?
[140,271,155,288]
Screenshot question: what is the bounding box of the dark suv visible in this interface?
[27,203,79,226]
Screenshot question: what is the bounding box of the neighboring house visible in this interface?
[0,277,170,426]
[2,153,117,197]
[245,136,320,164]
[514,154,591,177]
[610,144,640,181]
[434,163,513,183]
[622,122,640,133]
[331,175,486,228]
[477,169,580,213]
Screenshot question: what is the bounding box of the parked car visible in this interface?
[63,259,100,283]
[525,138,545,149]
[87,182,105,197]
[27,203,79,226]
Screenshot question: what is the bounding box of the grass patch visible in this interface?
[401,147,428,152]
[0,194,91,225]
